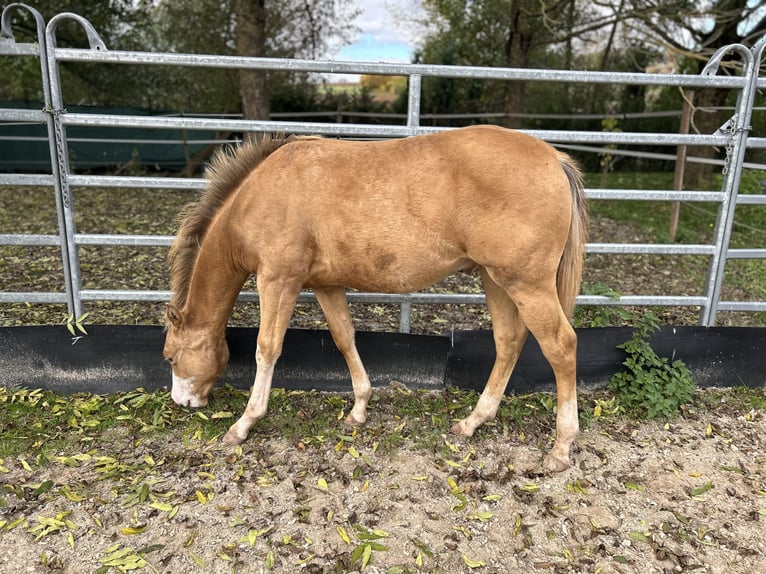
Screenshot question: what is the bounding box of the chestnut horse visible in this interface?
[163,125,588,471]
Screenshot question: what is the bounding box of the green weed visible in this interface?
[608,312,696,418]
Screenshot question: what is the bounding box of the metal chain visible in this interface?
[720,113,736,176]
[45,104,72,208]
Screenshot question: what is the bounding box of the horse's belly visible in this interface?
[307,252,473,293]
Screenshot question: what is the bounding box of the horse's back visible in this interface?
[252,125,569,223]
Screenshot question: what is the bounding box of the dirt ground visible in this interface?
[1,188,764,573]
[1,388,764,574]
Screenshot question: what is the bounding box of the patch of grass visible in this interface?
[1,382,764,494]
[694,385,766,413]
[584,171,719,244]
[0,385,578,461]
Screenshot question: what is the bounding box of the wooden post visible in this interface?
[669,90,694,241]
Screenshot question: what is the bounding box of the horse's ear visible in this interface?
[166,304,183,328]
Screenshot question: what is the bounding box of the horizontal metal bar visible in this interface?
[75,234,174,247]
[745,136,766,149]
[716,301,766,312]
[576,295,707,306]
[718,301,766,313]
[344,292,487,305]
[78,289,711,310]
[586,189,724,202]
[78,290,490,305]
[59,113,731,147]
[80,290,171,302]
[61,113,422,138]
[559,143,766,170]
[0,108,47,122]
[726,248,766,259]
[0,292,68,303]
[586,243,715,255]
[68,174,204,190]
[0,135,228,146]
[54,48,747,89]
[0,42,40,56]
[0,234,60,246]
[737,195,766,205]
[0,173,55,186]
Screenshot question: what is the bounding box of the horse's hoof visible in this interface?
[222,429,246,445]
[344,412,366,427]
[450,419,475,437]
[543,452,571,472]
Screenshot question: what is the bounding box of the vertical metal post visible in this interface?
[398,74,423,333]
[43,13,108,321]
[406,74,422,130]
[699,45,756,326]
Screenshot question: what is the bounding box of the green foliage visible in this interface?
[608,313,696,419]
[573,283,632,328]
[713,168,765,196]
[0,0,358,114]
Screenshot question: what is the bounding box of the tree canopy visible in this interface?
[2,0,764,176]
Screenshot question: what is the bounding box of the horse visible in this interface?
[163,125,588,471]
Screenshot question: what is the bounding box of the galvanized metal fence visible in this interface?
[1,3,765,331]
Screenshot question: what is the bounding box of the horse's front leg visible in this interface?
[223,277,301,445]
[314,286,372,425]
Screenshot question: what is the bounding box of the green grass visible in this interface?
[2,384,764,461]
[584,171,718,244]
[586,170,766,246]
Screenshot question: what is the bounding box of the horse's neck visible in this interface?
[184,231,248,331]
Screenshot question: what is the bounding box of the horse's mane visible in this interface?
[168,134,297,312]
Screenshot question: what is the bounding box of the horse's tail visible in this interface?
[556,153,589,319]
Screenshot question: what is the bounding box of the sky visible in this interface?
[333,1,421,65]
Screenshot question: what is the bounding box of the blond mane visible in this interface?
[167,134,296,312]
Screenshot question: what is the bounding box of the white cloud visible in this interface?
[338,0,423,56]
[324,0,424,80]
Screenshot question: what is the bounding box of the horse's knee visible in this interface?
[255,342,282,366]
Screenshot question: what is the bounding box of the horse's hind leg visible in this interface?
[315,286,372,425]
[452,267,529,437]
[223,276,302,445]
[491,271,579,472]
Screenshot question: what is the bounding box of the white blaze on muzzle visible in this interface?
[171,372,207,407]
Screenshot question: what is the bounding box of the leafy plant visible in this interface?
[574,282,632,328]
[608,312,696,418]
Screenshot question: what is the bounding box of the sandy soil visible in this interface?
[1,389,764,574]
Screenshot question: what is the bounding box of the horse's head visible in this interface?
[163,304,229,408]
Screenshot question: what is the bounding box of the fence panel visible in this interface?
[0,3,75,310]
[1,4,765,330]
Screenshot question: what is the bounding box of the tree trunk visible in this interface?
[235,0,270,131]
[684,87,730,189]
[502,4,531,129]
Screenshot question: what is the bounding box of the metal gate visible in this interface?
[1,3,765,331]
